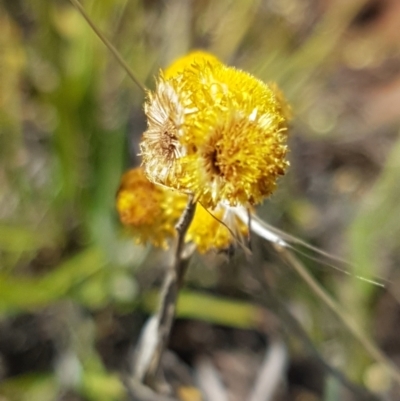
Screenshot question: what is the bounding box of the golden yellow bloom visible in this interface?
[116,167,187,248]
[186,204,248,254]
[140,51,290,209]
[164,51,221,80]
[116,167,246,253]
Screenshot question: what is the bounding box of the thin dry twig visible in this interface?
[122,375,180,401]
[249,338,287,401]
[68,0,146,93]
[194,356,229,401]
[133,197,197,391]
[248,251,381,401]
[275,245,400,389]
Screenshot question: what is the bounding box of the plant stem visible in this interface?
[68,0,147,93]
[248,254,379,401]
[139,197,197,390]
[275,244,400,388]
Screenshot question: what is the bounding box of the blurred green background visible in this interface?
[1,0,400,400]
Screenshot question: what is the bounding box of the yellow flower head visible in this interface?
[140,51,290,209]
[163,51,221,80]
[116,167,246,253]
[186,204,248,254]
[116,167,187,248]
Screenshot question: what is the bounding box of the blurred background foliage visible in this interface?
[1,0,400,400]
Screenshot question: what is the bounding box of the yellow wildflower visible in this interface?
[116,167,187,248]
[164,50,221,79]
[116,167,246,253]
[186,204,248,254]
[140,51,290,209]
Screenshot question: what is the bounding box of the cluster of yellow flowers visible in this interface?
[117,167,247,252]
[117,51,290,253]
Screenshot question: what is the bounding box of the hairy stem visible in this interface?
[140,197,197,390]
